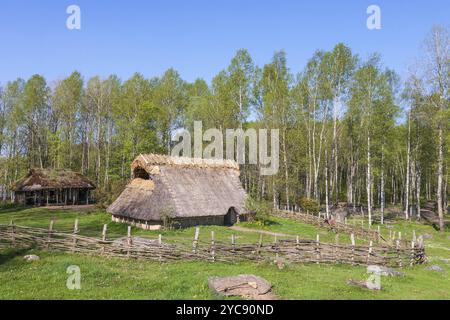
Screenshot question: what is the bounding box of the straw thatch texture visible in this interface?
[132,153,240,171]
[12,168,96,192]
[107,154,247,227]
[108,176,175,221]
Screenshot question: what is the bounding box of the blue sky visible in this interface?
[0,0,448,86]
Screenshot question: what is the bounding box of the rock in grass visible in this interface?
[426,265,444,272]
[367,265,404,277]
[422,233,433,239]
[208,275,277,300]
[346,279,380,290]
[23,255,40,262]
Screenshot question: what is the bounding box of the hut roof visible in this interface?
[107,154,247,221]
[132,153,240,172]
[12,168,96,192]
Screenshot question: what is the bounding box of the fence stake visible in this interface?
[315,234,320,264]
[46,220,54,249]
[257,233,263,256]
[412,230,416,243]
[101,224,107,255]
[127,226,132,258]
[350,233,355,265]
[158,234,163,262]
[72,219,79,253]
[10,220,15,247]
[231,234,236,252]
[366,240,373,264]
[192,227,199,254]
[396,239,402,268]
[410,240,415,267]
[210,231,215,262]
[335,234,340,263]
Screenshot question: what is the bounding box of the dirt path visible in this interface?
[229,226,295,238]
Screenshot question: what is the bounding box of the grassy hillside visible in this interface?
[0,205,449,300]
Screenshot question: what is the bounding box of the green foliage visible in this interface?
[299,197,320,214]
[245,197,273,226]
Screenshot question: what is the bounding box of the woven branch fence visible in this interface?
[274,209,418,249]
[274,210,381,241]
[0,222,426,267]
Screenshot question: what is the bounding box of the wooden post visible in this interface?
[396,239,402,268]
[10,220,15,247]
[127,226,132,258]
[192,227,199,254]
[210,231,215,262]
[366,241,373,264]
[344,217,347,225]
[350,233,355,265]
[412,230,416,243]
[315,234,320,264]
[72,219,79,253]
[158,234,162,262]
[231,234,236,252]
[101,224,107,255]
[47,220,54,249]
[410,240,415,266]
[257,233,263,256]
[398,232,402,241]
[334,234,340,263]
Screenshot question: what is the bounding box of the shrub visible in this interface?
[245,197,273,226]
[299,197,320,214]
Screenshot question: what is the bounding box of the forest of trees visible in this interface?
[0,26,448,230]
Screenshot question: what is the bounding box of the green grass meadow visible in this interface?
[0,205,449,299]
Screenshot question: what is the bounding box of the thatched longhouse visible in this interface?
[12,168,96,206]
[107,154,249,229]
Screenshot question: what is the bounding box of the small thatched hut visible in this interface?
[12,168,96,206]
[107,154,250,229]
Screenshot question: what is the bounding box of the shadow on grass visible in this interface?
[0,247,33,265]
[0,203,29,215]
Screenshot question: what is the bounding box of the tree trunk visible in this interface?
[405,111,411,220]
[367,134,372,225]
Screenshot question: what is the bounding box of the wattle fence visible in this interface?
[274,210,381,242]
[0,222,426,267]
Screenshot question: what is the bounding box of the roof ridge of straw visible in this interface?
[133,153,240,170]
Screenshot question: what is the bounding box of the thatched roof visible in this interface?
[107,154,247,221]
[132,153,240,172]
[12,168,96,192]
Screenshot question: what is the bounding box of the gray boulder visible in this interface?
[426,265,444,272]
[367,265,405,277]
[346,279,381,290]
[23,255,40,262]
